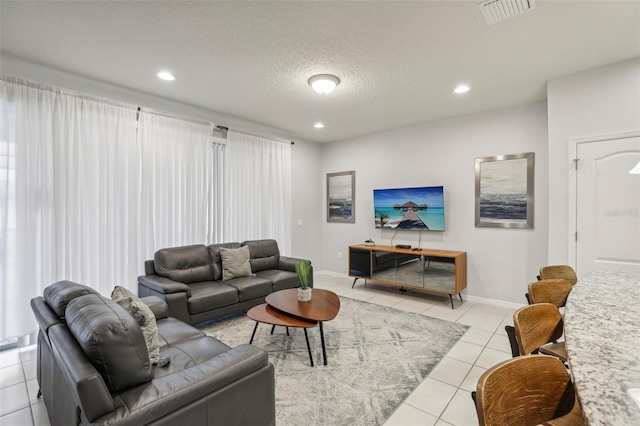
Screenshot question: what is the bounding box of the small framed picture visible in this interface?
[475,152,534,228]
[327,171,355,223]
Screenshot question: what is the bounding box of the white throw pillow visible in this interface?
[111,286,165,366]
[219,245,253,281]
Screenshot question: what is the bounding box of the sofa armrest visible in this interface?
[140,296,169,320]
[278,256,304,272]
[138,275,192,297]
[98,344,273,425]
[279,256,313,288]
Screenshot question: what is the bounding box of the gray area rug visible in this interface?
[202,296,468,426]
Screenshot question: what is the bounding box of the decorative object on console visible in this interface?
[373,186,445,231]
[364,238,375,246]
[327,170,355,223]
[296,259,312,302]
[475,152,534,228]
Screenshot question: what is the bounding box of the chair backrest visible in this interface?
[475,355,578,426]
[513,303,564,356]
[538,265,577,285]
[528,279,573,307]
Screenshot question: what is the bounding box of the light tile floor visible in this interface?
[0,273,519,426]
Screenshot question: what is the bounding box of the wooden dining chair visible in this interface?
[528,279,573,308]
[538,265,578,285]
[475,355,584,426]
[513,302,567,362]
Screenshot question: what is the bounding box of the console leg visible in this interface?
[270,324,275,335]
[319,321,328,366]
[459,293,463,303]
[304,328,314,367]
[286,327,290,336]
[449,294,454,309]
[250,322,259,344]
[37,389,42,399]
[352,278,358,288]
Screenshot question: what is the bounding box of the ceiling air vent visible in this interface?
[479,0,536,25]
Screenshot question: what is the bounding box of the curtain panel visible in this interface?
[224,131,292,254]
[0,78,216,341]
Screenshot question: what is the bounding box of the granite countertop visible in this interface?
[564,270,640,426]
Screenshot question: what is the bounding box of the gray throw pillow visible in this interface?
[219,245,253,281]
[111,286,166,366]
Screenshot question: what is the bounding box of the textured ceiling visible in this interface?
[1,1,639,143]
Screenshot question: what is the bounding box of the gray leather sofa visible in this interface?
[138,239,312,325]
[31,281,275,426]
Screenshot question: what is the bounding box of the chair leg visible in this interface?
[471,391,477,407]
[525,293,531,305]
[505,325,520,357]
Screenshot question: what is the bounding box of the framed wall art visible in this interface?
[475,152,534,229]
[327,171,355,223]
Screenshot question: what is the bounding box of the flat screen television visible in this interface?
[373,186,445,231]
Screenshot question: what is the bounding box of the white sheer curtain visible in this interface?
[0,78,218,341]
[224,131,292,254]
[137,110,216,257]
[0,77,139,340]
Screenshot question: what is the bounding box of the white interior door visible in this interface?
[575,136,640,275]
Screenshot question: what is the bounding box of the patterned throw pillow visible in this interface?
[111,286,168,366]
[219,245,253,281]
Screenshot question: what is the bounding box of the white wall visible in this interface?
[321,102,549,303]
[1,55,325,266]
[547,57,640,264]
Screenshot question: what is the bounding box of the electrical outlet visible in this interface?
[338,252,342,259]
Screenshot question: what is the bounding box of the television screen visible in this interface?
[373,186,445,231]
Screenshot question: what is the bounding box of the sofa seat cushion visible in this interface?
[156,317,204,350]
[153,336,231,379]
[65,294,153,392]
[254,270,300,292]
[187,282,239,314]
[224,276,273,302]
[155,244,214,283]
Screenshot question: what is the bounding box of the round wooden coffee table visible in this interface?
[265,288,340,365]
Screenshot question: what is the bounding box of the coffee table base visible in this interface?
[247,303,317,367]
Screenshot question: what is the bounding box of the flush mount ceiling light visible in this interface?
[308,74,340,94]
[314,123,325,129]
[454,84,470,94]
[157,71,176,81]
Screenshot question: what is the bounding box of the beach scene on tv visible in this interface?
[374,186,445,231]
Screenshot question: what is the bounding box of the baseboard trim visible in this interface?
[315,270,526,309]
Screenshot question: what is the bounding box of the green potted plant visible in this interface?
[296,260,312,302]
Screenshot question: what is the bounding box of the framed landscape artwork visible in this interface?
[327,171,355,223]
[475,152,534,228]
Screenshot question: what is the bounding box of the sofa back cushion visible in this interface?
[242,239,280,272]
[154,244,213,283]
[43,280,101,319]
[66,294,153,392]
[208,242,242,280]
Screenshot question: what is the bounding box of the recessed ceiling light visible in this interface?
[454,84,470,94]
[314,123,325,129]
[157,71,176,81]
[308,74,340,94]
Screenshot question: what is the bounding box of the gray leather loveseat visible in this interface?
[138,239,312,325]
[31,281,275,426]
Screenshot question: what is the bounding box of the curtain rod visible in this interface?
[2,75,216,131]
[138,106,215,129]
[217,125,294,145]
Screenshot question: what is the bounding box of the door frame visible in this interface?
[567,130,640,271]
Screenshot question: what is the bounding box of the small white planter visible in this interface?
[298,288,312,302]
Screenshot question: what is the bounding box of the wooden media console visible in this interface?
[348,244,467,309]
